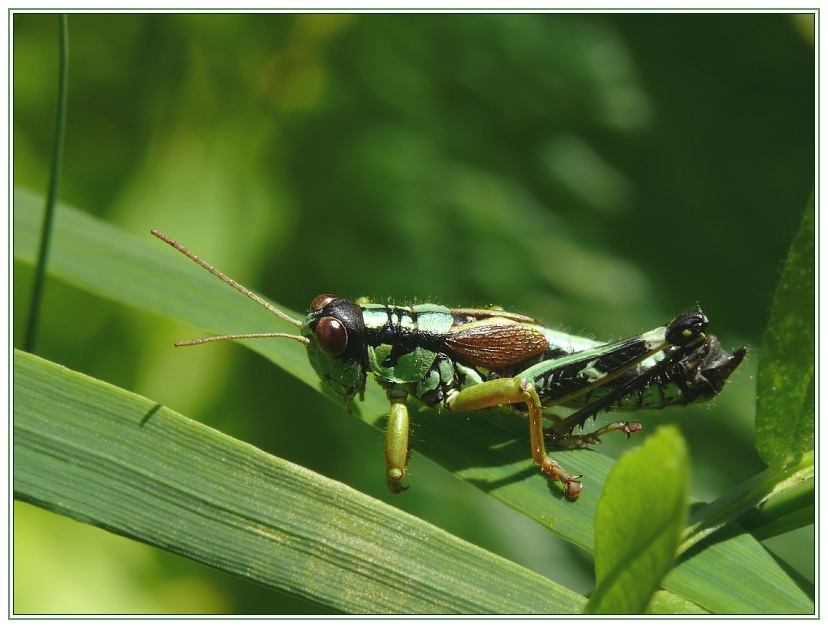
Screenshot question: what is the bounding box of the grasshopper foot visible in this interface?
[387,478,409,494]
[539,458,583,498]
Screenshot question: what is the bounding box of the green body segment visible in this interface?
[364,303,454,385]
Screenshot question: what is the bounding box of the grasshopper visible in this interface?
[152,230,745,498]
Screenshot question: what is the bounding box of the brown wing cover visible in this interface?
[444,320,549,368]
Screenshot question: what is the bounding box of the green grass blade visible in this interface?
[23,14,69,352]
[680,450,814,553]
[13,349,585,614]
[645,591,708,615]
[755,195,815,468]
[663,525,812,614]
[737,462,815,541]
[13,189,812,613]
[586,427,688,614]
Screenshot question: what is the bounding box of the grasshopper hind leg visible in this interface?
[448,377,583,498]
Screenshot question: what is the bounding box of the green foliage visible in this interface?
[755,196,815,468]
[680,450,814,553]
[13,192,814,614]
[14,349,584,614]
[13,13,814,614]
[587,427,688,614]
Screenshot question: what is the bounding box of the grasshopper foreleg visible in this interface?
[448,378,583,498]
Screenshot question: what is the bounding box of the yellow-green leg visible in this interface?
[448,377,583,498]
[385,387,410,494]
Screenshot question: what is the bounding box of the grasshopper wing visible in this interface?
[444,318,549,369]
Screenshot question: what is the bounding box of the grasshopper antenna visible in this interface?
[151,229,310,347]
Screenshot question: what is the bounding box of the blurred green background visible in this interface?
[13,12,814,614]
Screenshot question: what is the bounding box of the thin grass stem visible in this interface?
[24,14,69,352]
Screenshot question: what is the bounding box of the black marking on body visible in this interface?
[364,305,446,367]
[590,338,649,376]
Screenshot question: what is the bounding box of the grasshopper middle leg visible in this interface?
[385,387,411,494]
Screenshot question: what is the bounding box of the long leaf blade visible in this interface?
[13,349,584,614]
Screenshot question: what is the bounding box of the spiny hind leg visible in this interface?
[448,377,582,498]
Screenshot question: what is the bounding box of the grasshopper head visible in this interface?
[302,294,368,409]
[150,231,369,409]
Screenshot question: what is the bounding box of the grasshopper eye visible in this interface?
[311,294,338,311]
[315,316,348,357]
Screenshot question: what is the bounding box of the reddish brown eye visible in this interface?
[315,316,348,357]
[311,294,338,311]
